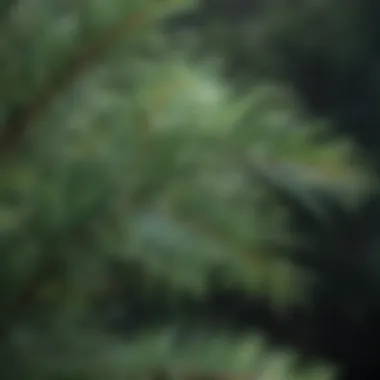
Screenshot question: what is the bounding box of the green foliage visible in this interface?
[0,0,374,379]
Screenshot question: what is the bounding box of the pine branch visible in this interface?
[0,9,150,152]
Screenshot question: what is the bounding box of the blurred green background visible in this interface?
[0,1,379,379]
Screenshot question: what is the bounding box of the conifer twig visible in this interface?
[0,9,149,152]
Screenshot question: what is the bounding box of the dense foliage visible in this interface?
[1,1,379,379]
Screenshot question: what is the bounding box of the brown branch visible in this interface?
[0,9,149,152]
[0,10,153,339]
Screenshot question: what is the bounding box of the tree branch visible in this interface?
[0,9,149,152]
